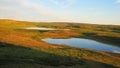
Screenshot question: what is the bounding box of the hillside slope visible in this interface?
[0,19,120,68]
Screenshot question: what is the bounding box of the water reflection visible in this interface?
[42,38,120,53]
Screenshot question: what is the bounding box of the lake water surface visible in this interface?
[42,38,120,53]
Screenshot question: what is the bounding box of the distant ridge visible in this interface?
[0,19,120,26]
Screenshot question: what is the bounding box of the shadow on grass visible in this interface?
[0,42,118,68]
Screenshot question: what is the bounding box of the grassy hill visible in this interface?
[0,19,120,68]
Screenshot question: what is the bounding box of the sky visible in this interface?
[0,0,120,25]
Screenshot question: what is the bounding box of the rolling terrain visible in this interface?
[0,19,120,68]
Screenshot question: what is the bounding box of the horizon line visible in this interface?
[0,18,120,26]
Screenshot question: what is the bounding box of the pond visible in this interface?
[25,27,58,31]
[25,27,70,31]
[42,38,120,53]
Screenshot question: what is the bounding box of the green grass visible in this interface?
[0,43,119,68]
[0,19,120,68]
[0,43,84,66]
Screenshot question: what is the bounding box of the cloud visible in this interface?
[0,0,74,22]
[50,0,76,8]
[116,0,120,3]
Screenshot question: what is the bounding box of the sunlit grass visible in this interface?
[0,19,120,68]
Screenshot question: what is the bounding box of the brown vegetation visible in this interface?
[42,30,79,38]
[0,19,120,68]
[0,28,58,48]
